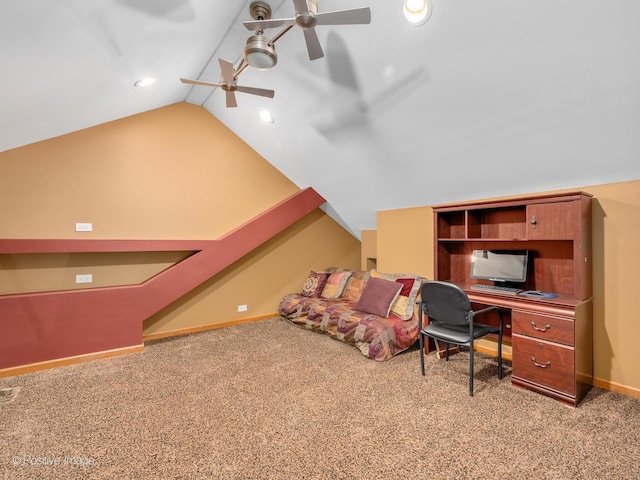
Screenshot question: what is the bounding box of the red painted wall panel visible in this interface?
[0,188,325,369]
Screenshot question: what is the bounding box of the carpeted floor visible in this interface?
[1,317,639,479]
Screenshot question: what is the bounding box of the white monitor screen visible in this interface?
[470,250,528,283]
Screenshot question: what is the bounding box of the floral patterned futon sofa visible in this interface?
[278,268,425,361]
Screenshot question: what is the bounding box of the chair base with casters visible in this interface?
[418,281,504,396]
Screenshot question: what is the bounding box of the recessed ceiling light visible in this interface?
[403,0,432,26]
[259,109,274,124]
[134,77,157,87]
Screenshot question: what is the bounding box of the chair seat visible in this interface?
[422,322,499,345]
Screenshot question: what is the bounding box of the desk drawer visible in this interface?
[512,310,574,346]
[512,334,575,395]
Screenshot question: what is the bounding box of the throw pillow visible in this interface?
[354,277,403,318]
[396,278,415,296]
[321,271,352,299]
[342,270,370,302]
[300,271,329,297]
[371,270,423,320]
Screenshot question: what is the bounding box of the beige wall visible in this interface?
[377,206,434,278]
[0,103,360,336]
[375,180,640,395]
[360,229,377,271]
[0,102,298,240]
[587,180,639,394]
[144,209,361,335]
[0,251,191,294]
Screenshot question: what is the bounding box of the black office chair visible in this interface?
[418,281,503,396]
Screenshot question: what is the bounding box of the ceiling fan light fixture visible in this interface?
[243,34,277,70]
[403,0,432,26]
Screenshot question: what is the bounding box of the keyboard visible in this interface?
[470,284,522,295]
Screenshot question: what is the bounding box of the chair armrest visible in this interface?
[472,305,503,327]
[472,305,500,316]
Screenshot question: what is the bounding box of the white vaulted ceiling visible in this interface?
[1,1,639,237]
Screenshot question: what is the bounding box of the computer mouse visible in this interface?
[528,290,544,295]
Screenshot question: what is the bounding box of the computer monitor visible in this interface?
[470,250,529,284]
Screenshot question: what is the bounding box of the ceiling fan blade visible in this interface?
[226,91,238,108]
[218,58,235,84]
[292,0,310,15]
[235,86,275,98]
[315,7,372,25]
[243,18,295,30]
[325,31,360,92]
[304,28,324,60]
[180,78,223,88]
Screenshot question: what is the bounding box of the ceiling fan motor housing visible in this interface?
[296,0,318,29]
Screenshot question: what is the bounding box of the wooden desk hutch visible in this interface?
[432,192,593,406]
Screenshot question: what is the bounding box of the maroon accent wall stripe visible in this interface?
[0,187,326,370]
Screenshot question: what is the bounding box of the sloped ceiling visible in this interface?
[1,1,639,237]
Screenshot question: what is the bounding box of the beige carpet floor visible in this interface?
[1,317,639,479]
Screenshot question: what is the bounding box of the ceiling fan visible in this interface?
[243,0,372,61]
[180,58,274,108]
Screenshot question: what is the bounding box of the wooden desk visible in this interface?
[432,192,593,406]
[462,287,593,407]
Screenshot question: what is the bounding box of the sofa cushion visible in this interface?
[321,271,352,299]
[300,270,330,297]
[371,270,423,320]
[354,276,402,318]
[342,270,370,302]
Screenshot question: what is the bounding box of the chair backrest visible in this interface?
[420,281,471,326]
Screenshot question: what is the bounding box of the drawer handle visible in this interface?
[531,356,551,368]
[531,322,552,332]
